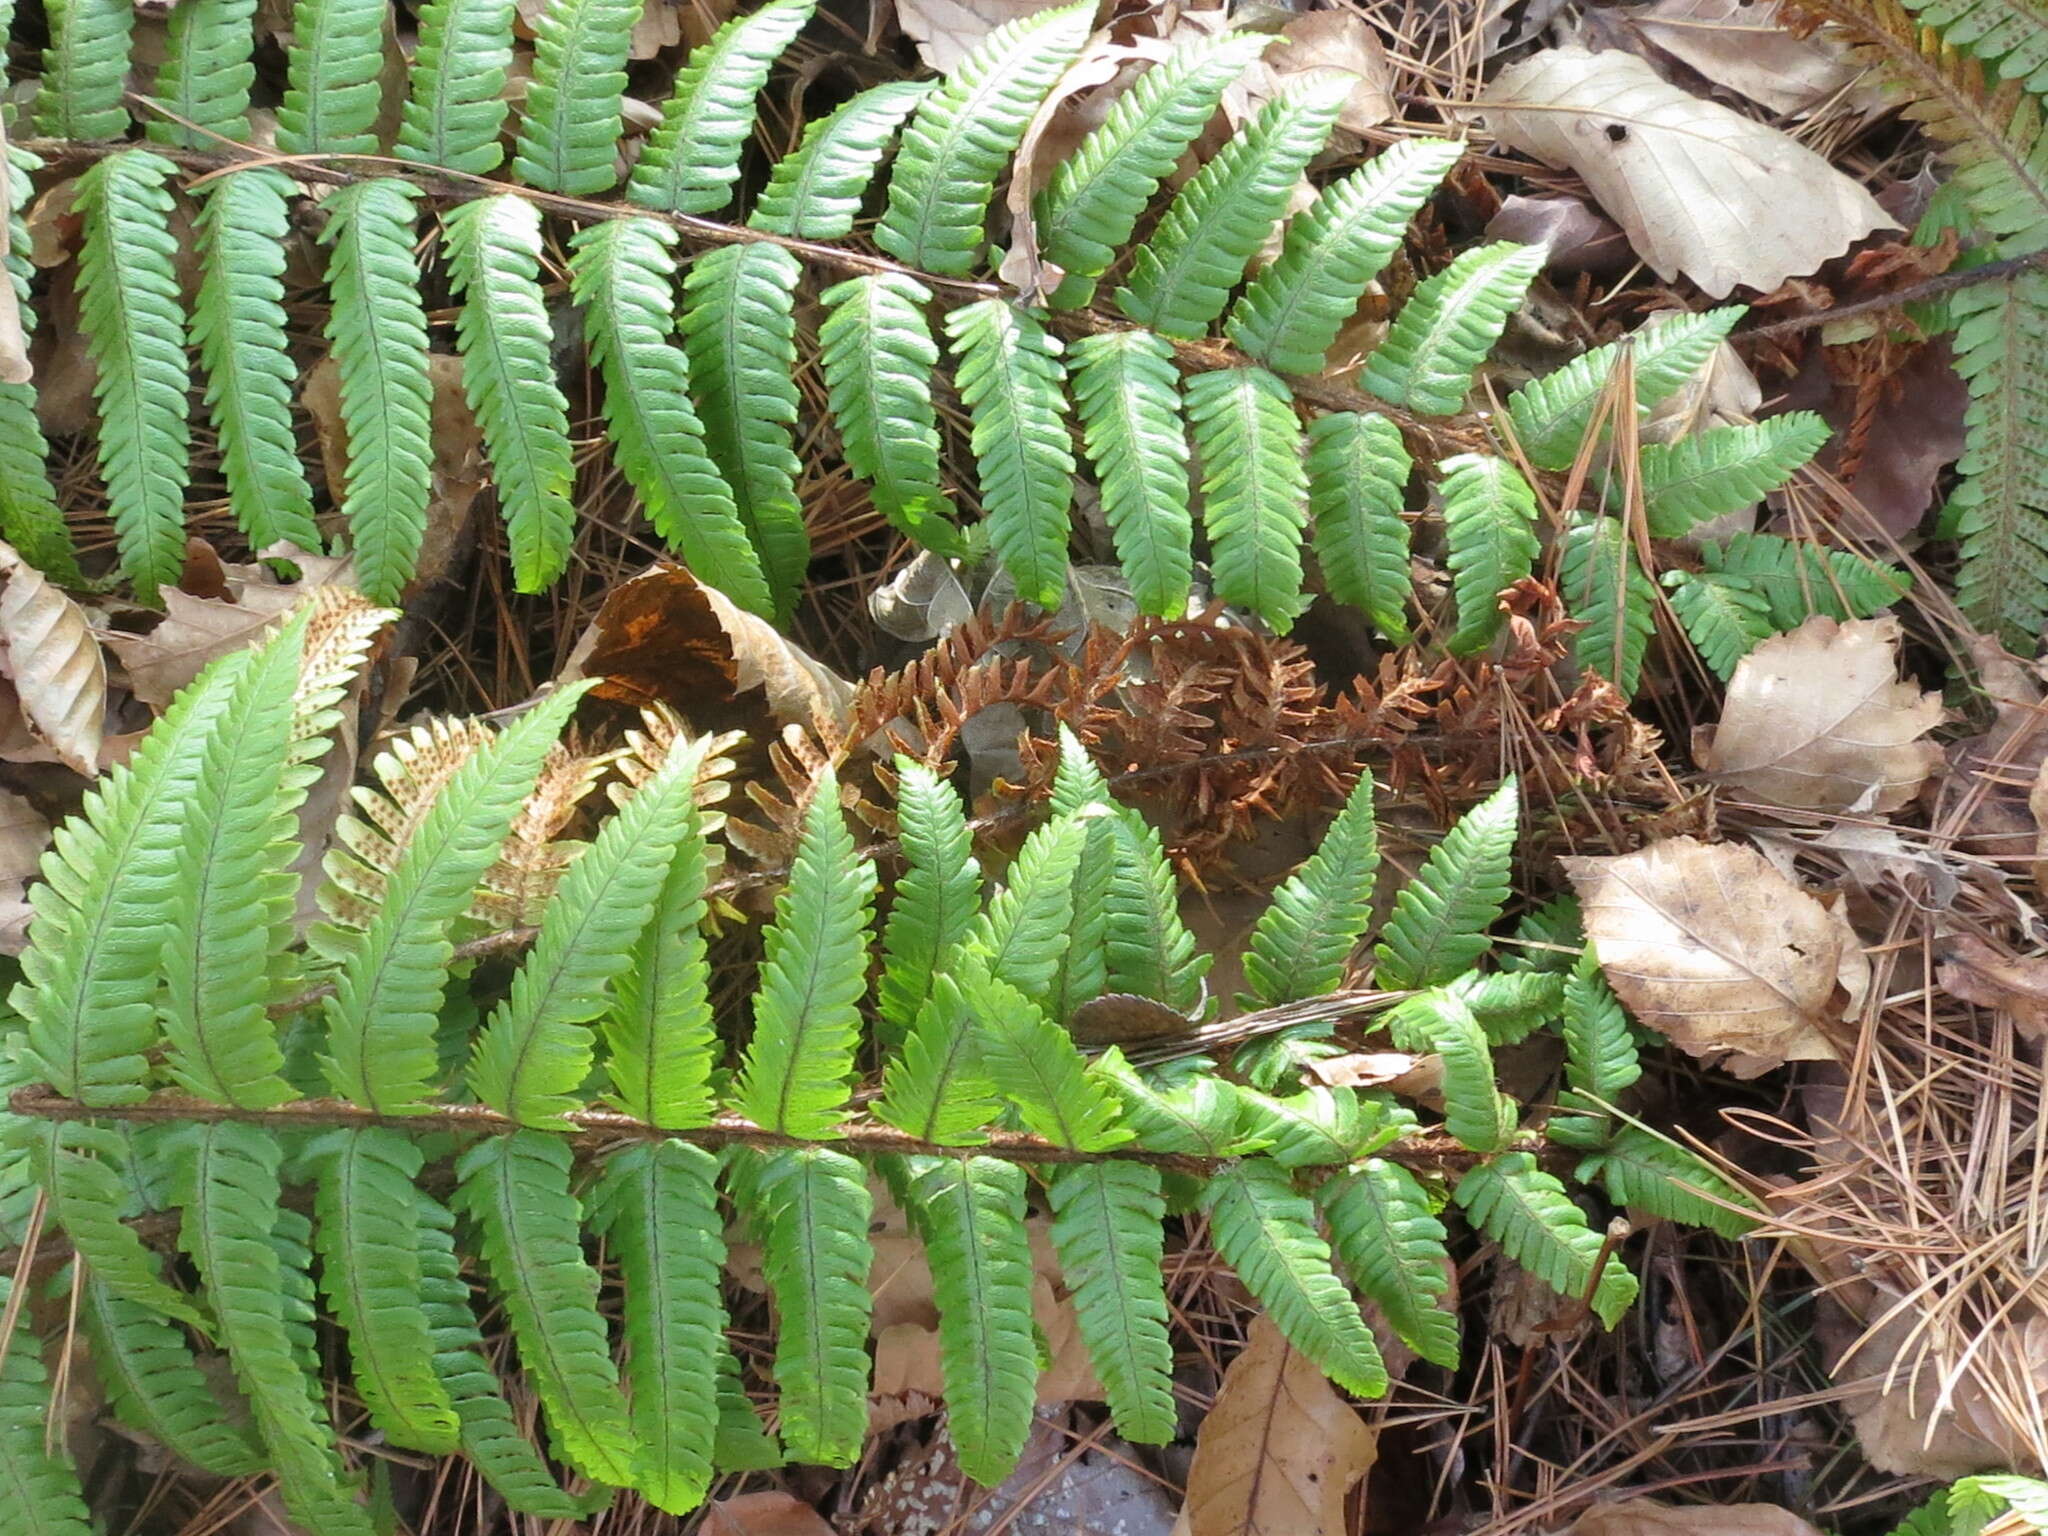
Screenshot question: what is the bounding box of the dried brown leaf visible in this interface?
[1694,616,1942,814]
[895,0,1056,73]
[1479,46,1896,297]
[1632,0,1863,115]
[1228,11,1392,134]
[1937,934,2048,1039]
[0,789,50,954]
[1566,1498,1826,1536]
[701,1492,838,1536]
[1176,1316,1377,1536]
[0,542,104,774]
[1565,837,1846,1076]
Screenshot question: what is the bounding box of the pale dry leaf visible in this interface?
[101,546,359,711]
[2028,756,2048,896]
[1478,46,1897,297]
[896,0,1055,73]
[1566,1497,1826,1536]
[1227,11,1393,135]
[0,789,50,954]
[0,541,104,774]
[1565,836,1845,1076]
[1694,616,1943,814]
[1937,934,2048,1039]
[1001,40,1132,301]
[700,1492,838,1536]
[1175,1316,1377,1536]
[0,107,30,384]
[1633,0,1864,116]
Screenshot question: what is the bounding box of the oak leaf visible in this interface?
[1564,837,1847,1076]
[1695,616,1942,814]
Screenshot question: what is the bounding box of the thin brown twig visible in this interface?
[1741,249,2048,339]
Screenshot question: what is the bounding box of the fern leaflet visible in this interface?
[877,759,982,1046]
[78,1269,263,1476]
[1374,776,1518,990]
[512,0,638,194]
[1069,330,1195,620]
[146,0,258,147]
[1361,242,1542,416]
[1637,415,1831,536]
[1045,1161,1176,1443]
[1698,532,1908,627]
[1188,365,1312,631]
[1453,1150,1639,1328]
[750,80,933,237]
[1104,809,1208,1011]
[36,0,132,139]
[396,0,517,173]
[1318,1159,1460,1368]
[1243,769,1379,1006]
[1560,515,1656,697]
[274,0,386,153]
[1663,569,1775,679]
[965,958,1129,1151]
[1308,410,1413,642]
[874,972,1001,1145]
[1578,1126,1757,1239]
[0,1277,91,1536]
[1440,454,1540,655]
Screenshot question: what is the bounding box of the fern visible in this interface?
[732,774,878,1138]
[1561,516,1656,697]
[1319,1159,1460,1368]
[1103,809,1207,1011]
[968,811,1085,997]
[1117,77,1351,339]
[33,1127,211,1334]
[874,970,1000,1144]
[1048,727,1115,1016]
[1456,968,1565,1046]
[1636,416,1831,536]
[965,958,1128,1151]
[1440,455,1541,655]
[1203,1158,1388,1397]
[749,80,933,237]
[877,759,982,1046]
[146,0,259,147]
[396,0,518,173]
[1664,569,1775,678]
[681,243,809,615]
[274,0,387,154]
[569,218,774,616]
[1432,992,1519,1152]
[1698,531,1910,627]
[1362,243,1543,416]
[319,180,435,605]
[1045,1161,1176,1443]
[876,3,1093,274]
[1374,777,1518,990]
[1230,139,1464,374]
[820,275,961,555]
[78,1270,264,1476]
[1578,1127,1757,1239]
[1453,1151,1638,1328]
[945,298,1076,609]
[511,0,638,194]
[1308,411,1414,642]
[1243,770,1378,1006]
[1068,330,1195,620]
[0,1278,91,1536]
[0,154,78,583]
[1561,946,1640,1107]
[74,151,191,604]
[444,196,579,593]
[1188,365,1312,631]
[35,0,133,139]
[192,171,323,554]
[629,0,818,214]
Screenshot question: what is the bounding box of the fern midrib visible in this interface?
[1074,1167,1157,1400]
[334,214,420,530]
[626,1172,685,1483]
[938,1170,1007,1451]
[463,239,565,537]
[763,880,854,1136]
[1102,360,1183,588]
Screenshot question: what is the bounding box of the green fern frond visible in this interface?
[35,0,133,139]
[1229,139,1464,374]
[681,242,809,614]
[309,1129,459,1454]
[876,2,1092,274]
[511,0,637,193]
[1903,0,2048,104]
[589,1140,726,1513]
[1453,1150,1638,1328]
[1068,330,1194,620]
[1318,1159,1460,1368]
[0,152,77,582]
[1049,728,1114,1015]
[34,1126,211,1334]
[395,0,517,173]
[1561,515,1656,697]
[944,298,1075,609]
[1045,1161,1176,1443]
[176,1123,371,1536]
[145,0,257,147]
[964,957,1129,1150]
[444,196,578,594]
[1361,242,1542,416]
[319,179,435,605]
[969,812,1085,997]
[1233,1084,1405,1167]
[319,684,589,1113]
[1092,1050,1248,1157]
[1203,1158,1388,1397]
[1579,1126,1757,1238]
[1698,531,1909,627]
[568,217,773,615]
[78,1269,263,1476]
[1104,810,1207,1011]
[1505,307,1744,472]
[906,1156,1037,1486]
[1243,770,1378,1006]
[192,171,323,554]
[74,150,190,604]
[1439,454,1540,655]
[1374,777,1518,990]
[1453,968,1565,1045]
[453,1132,637,1484]
[1307,410,1413,641]
[1662,569,1775,678]
[712,1340,782,1471]
[753,1145,874,1468]
[601,735,721,1130]
[732,774,877,1139]
[1562,945,1639,1104]
[874,972,1000,1144]
[629,0,818,213]
[878,759,982,1046]
[469,724,707,1127]
[1431,993,1516,1151]
[0,1278,92,1536]
[274,0,387,153]
[1188,364,1311,631]
[1038,31,1269,308]
[1637,415,1831,536]
[820,275,961,555]
[749,79,932,236]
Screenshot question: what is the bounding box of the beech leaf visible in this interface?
[1694,616,1943,815]
[1564,837,1847,1076]
[1477,46,1896,297]
[0,540,104,773]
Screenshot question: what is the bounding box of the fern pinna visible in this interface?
[0,598,1762,1525]
[8,0,1901,683]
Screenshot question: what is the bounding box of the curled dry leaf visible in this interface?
[1694,616,1943,815]
[1565,1497,1826,1536]
[1228,11,1393,135]
[1174,1316,1378,1536]
[896,0,1056,73]
[1937,934,2048,1039]
[1632,0,1865,116]
[700,1492,838,1536]
[1478,46,1897,297]
[1565,837,1847,1076]
[0,541,104,774]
